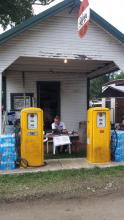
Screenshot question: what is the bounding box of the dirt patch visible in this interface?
[1,192,124,220]
[0,167,124,203]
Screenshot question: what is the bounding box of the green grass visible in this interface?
[0,166,124,202]
[0,166,124,183]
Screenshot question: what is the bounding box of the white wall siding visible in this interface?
[6,71,87,130]
[0,9,124,72]
[1,7,124,133]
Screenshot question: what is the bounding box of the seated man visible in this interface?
[52,115,67,134]
[51,116,68,153]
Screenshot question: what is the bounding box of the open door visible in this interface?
[37,81,60,130]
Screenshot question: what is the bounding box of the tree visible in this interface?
[90,74,110,100]
[0,0,55,30]
[89,71,124,100]
[114,71,124,80]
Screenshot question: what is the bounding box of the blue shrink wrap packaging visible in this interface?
[111,130,124,162]
[0,134,16,170]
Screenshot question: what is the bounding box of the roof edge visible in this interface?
[104,79,124,86]
[91,9,124,44]
[103,85,124,94]
[0,0,124,45]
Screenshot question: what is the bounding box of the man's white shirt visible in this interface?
[52,122,66,130]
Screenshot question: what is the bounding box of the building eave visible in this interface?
[0,0,124,45]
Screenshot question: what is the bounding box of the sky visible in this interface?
[33,0,124,33]
[0,0,124,34]
[89,0,124,33]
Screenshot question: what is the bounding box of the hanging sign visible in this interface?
[78,0,90,38]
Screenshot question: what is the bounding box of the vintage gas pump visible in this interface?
[87,107,110,163]
[20,107,44,167]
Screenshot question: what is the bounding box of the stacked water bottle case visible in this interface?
[0,134,17,170]
[111,130,124,162]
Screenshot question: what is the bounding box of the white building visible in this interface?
[0,0,124,133]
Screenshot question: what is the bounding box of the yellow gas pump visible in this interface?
[20,107,44,167]
[87,107,110,163]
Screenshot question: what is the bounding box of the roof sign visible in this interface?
[78,0,90,38]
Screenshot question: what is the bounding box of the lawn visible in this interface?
[0,166,124,202]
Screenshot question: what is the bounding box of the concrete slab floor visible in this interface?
[0,158,124,175]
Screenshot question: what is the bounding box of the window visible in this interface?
[105,98,111,109]
[11,93,34,111]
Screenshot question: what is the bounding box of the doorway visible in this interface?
[37,81,60,130]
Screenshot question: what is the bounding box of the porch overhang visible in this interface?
[4,56,119,79]
[0,56,120,134]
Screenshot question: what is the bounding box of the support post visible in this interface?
[87,77,90,109]
[0,72,2,135]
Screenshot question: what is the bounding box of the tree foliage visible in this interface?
[90,71,124,100]
[114,71,124,80]
[0,0,55,29]
[90,74,110,100]
[0,0,33,29]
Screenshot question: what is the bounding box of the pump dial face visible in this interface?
[27,113,38,130]
[97,112,106,128]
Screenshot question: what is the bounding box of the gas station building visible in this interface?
[0,0,124,134]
